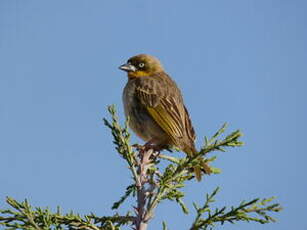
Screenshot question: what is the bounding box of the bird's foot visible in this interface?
[144,141,164,153]
[132,144,144,151]
[132,142,163,157]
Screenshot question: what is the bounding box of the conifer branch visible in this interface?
[189,188,282,230]
[0,105,282,230]
[102,105,281,230]
[103,106,139,187]
[0,197,134,230]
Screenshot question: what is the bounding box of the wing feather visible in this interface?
[135,82,185,143]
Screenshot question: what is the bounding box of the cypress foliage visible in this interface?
[0,105,282,230]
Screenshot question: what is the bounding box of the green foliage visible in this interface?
[0,197,134,230]
[112,185,136,210]
[190,188,282,230]
[0,105,282,230]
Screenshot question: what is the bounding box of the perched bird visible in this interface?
[119,54,211,180]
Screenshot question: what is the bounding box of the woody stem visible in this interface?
[135,148,153,230]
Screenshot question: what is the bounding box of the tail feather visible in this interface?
[183,143,212,181]
[194,165,202,181]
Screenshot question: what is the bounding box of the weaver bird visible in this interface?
[119,54,211,180]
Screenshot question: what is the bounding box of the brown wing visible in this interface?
[183,105,196,141]
[134,75,193,145]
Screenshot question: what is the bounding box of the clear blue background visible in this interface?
[0,1,306,230]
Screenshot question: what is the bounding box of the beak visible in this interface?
[119,63,137,72]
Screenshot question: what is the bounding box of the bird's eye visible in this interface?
[139,63,145,68]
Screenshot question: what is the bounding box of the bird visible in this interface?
[119,54,211,181]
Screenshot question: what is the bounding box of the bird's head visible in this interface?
[119,54,164,78]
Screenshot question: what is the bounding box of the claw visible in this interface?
[132,144,144,151]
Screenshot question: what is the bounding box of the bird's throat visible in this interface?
[128,71,149,79]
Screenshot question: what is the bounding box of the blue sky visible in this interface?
[0,1,306,229]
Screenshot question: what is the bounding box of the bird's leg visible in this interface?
[132,140,164,154]
[143,140,165,153]
[132,144,144,152]
[143,140,155,152]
